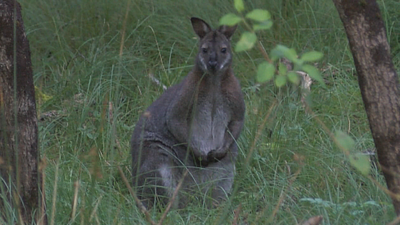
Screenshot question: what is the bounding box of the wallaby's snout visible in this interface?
[202,47,221,73]
[208,52,218,70]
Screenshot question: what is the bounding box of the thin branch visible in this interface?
[232,204,242,225]
[264,159,303,224]
[368,175,400,201]
[50,161,60,225]
[89,195,103,222]
[148,73,168,90]
[157,170,189,225]
[117,166,156,225]
[70,181,80,223]
[148,26,167,75]
[39,157,47,225]
[119,0,131,57]
[387,214,400,225]
[304,104,352,156]
[245,99,277,166]
[300,215,323,225]
[257,41,272,64]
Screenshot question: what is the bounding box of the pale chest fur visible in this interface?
[188,88,230,156]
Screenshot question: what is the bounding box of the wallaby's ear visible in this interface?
[191,17,212,39]
[218,25,237,40]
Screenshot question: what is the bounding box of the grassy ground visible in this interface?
[15,0,400,224]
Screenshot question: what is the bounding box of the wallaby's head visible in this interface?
[191,17,237,75]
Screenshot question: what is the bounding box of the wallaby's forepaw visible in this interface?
[193,149,227,167]
[208,148,227,161]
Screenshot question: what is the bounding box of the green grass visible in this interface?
[14,0,400,224]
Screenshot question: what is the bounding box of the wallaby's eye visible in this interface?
[221,48,227,53]
[202,48,207,53]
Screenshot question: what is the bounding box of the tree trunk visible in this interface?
[0,0,47,224]
[332,0,400,216]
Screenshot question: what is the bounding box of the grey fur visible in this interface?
[131,17,245,208]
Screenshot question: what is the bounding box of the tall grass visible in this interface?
[14,0,400,224]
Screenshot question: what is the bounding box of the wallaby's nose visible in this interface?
[208,52,217,69]
[209,60,217,68]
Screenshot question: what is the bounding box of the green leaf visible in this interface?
[219,13,242,26]
[335,130,355,152]
[301,51,323,62]
[293,59,304,68]
[271,45,288,59]
[278,63,287,76]
[302,64,324,85]
[86,132,97,140]
[348,153,371,176]
[245,9,271,22]
[275,75,287,87]
[271,45,298,62]
[253,20,273,31]
[256,62,275,83]
[235,32,257,52]
[286,48,298,63]
[336,130,371,176]
[287,71,300,84]
[234,0,245,12]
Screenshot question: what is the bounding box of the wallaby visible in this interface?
[131,17,245,208]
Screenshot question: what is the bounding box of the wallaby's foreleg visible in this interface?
[211,120,243,159]
[166,87,192,146]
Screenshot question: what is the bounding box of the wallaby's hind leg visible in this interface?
[133,143,179,208]
[185,147,237,207]
[206,156,236,206]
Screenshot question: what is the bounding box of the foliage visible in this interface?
[220,1,324,88]
[220,0,375,178]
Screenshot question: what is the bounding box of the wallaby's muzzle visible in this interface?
[208,61,218,72]
[208,60,218,70]
[208,52,218,71]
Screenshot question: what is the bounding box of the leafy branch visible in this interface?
[220,0,324,88]
[219,0,372,186]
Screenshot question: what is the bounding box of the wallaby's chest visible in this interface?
[194,85,229,120]
[188,89,230,150]
[195,96,228,125]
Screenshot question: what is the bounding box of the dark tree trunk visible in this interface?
[332,0,400,216]
[0,0,47,224]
